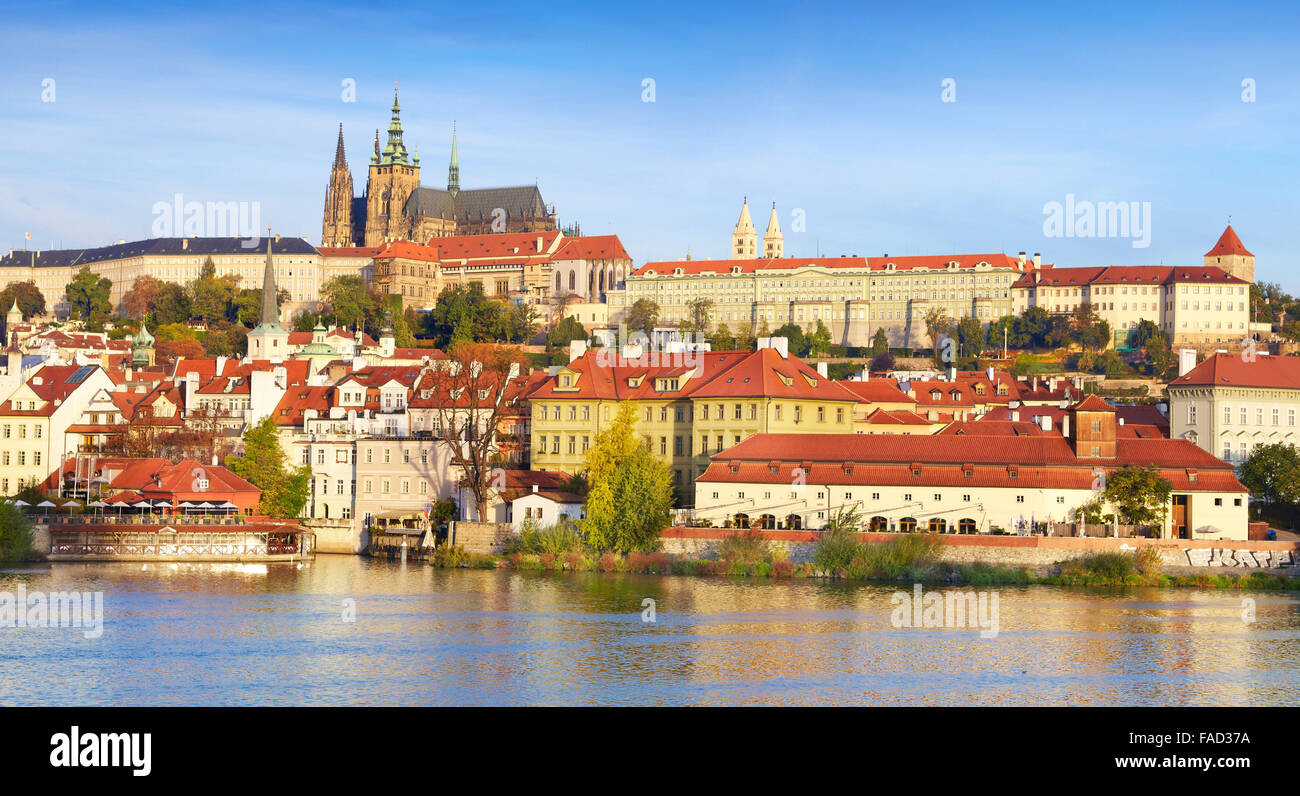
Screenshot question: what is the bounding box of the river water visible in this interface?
[2,556,1297,706]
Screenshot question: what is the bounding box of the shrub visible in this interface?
[811,527,861,574]
[718,526,772,566]
[1135,547,1163,576]
[0,504,34,565]
[509,518,584,556]
[430,544,469,568]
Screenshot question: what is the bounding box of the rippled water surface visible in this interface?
[2,556,1298,706]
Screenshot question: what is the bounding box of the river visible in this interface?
[2,556,1298,706]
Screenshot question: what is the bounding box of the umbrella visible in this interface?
[219,501,237,510]
[88,500,107,507]
[153,501,173,509]
[37,500,57,507]
[62,499,81,507]
[178,502,196,508]
[111,501,131,508]
[13,499,30,506]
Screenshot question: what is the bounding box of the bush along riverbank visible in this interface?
[425,520,1300,590]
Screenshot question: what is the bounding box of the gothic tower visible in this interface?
[763,202,783,259]
[363,85,422,246]
[732,198,757,259]
[321,124,355,247]
[447,123,460,198]
[247,238,289,360]
[1204,224,1254,283]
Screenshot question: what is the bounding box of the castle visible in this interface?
[321,87,558,248]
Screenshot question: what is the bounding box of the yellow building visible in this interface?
[526,340,861,505]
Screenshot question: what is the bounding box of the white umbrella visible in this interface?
[13,500,30,506]
[153,501,173,509]
[88,500,107,507]
[111,501,131,508]
[196,502,215,509]
[220,501,237,509]
[62,499,81,507]
[37,500,57,507]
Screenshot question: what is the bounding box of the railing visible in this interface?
[35,514,248,526]
[49,530,303,558]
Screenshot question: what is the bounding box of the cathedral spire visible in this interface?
[732,197,757,259]
[448,122,460,197]
[381,82,411,165]
[259,236,281,328]
[763,202,783,259]
[333,123,347,170]
[371,129,380,165]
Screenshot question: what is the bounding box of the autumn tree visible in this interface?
[681,297,714,336]
[582,402,673,552]
[422,342,526,521]
[156,338,205,368]
[626,299,660,338]
[0,280,45,320]
[121,275,161,320]
[225,416,311,518]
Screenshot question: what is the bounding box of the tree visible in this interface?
[152,282,192,326]
[711,323,735,351]
[547,315,588,350]
[202,321,248,357]
[807,319,832,357]
[423,342,526,522]
[1069,303,1110,351]
[770,323,807,356]
[156,338,205,368]
[497,301,538,344]
[626,299,660,338]
[321,275,375,331]
[121,275,161,320]
[869,351,895,372]
[1102,464,1173,531]
[955,316,984,358]
[1013,306,1051,349]
[582,402,673,552]
[923,307,953,363]
[384,295,417,348]
[226,416,311,518]
[0,503,34,565]
[190,257,240,324]
[681,297,714,336]
[870,327,890,357]
[66,267,113,326]
[291,310,320,332]
[1130,318,1161,350]
[1239,443,1300,506]
[0,280,45,321]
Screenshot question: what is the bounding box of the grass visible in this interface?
[422,536,1300,590]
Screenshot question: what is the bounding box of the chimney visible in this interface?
[1011,410,1020,422]
[1018,251,1026,267]
[182,239,189,250]
[532,483,539,493]
[1118,417,1125,426]
[569,339,587,362]
[986,365,995,382]
[274,234,281,243]
[1040,415,1052,432]
[1033,253,1041,267]
[1061,414,1070,438]
[536,236,543,253]
[1178,349,1197,377]
[816,362,828,378]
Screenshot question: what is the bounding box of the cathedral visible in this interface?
[731,198,783,259]
[321,88,558,247]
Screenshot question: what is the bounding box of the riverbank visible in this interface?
[424,533,1300,590]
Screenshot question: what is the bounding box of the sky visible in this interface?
[2,0,1298,287]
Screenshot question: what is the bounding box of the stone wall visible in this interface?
[451,521,517,555]
[30,523,51,559]
[660,527,1300,575]
[303,519,363,555]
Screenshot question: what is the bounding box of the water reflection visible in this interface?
[1,558,1297,706]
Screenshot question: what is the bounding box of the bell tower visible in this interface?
[732,197,757,259]
[364,83,422,246]
[321,124,355,247]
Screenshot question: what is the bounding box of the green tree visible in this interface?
[225,416,311,518]
[384,295,417,348]
[681,297,714,336]
[0,503,34,565]
[955,316,984,358]
[923,307,953,359]
[547,315,588,349]
[321,275,375,330]
[871,327,889,357]
[1239,443,1300,506]
[66,267,113,326]
[626,299,660,338]
[711,323,735,351]
[291,310,320,332]
[152,282,192,326]
[807,319,832,357]
[1013,306,1051,349]
[0,280,46,320]
[770,323,807,356]
[582,403,674,552]
[1102,464,1173,531]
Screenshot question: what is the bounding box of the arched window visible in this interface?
[928,517,947,533]
[555,272,561,292]
[958,518,977,535]
[758,513,776,529]
[733,513,750,529]
[899,517,917,533]
[568,271,576,291]
[785,514,802,530]
[869,515,889,532]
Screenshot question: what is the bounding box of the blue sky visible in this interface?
[2,0,1298,286]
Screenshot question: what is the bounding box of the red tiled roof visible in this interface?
[699,433,1243,492]
[1014,264,1247,288]
[318,246,383,257]
[554,234,631,261]
[1205,225,1252,258]
[635,253,1027,277]
[1170,352,1300,390]
[836,379,915,404]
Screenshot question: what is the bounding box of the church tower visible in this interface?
[321,124,355,247]
[363,85,422,246]
[447,123,460,198]
[247,238,290,361]
[763,202,783,259]
[1204,224,1254,283]
[732,198,757,259]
